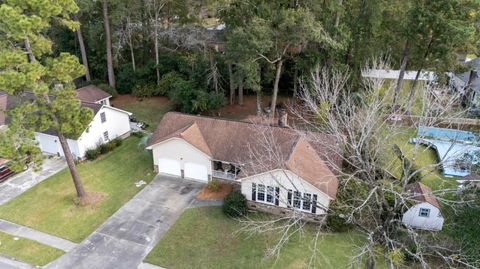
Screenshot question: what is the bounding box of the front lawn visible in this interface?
[0,231,64,266]
[111,95,172,131]
[145,207,369,269]
[0,136,154,242]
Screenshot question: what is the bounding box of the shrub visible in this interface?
[132,83,159,98]
[131,131,144,138]
[223,191,247,217]
[207,180,222,192]
[158,71,184,96]
[97,83,118,98]
[99,143,109,154]
[85,148,100,160]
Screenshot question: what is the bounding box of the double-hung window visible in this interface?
[288,189,318,214]
[419,208,430,217]
[252,183,279,205]
[100,112,106,123]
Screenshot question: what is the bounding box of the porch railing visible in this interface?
[212,170,236,180]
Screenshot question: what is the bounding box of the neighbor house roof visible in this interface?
[147,112,341,198]
[0,92,103,138]
[76,85,111,103]
[461,173,480,181]
[407,182,441,209]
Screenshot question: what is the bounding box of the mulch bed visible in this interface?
[196,183,233,200]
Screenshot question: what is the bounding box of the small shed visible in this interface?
[402,182,444,231]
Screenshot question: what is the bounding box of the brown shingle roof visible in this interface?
[462,173,480,181]
[148,112,340,198]
[407,182,441,209]
[76,85,111,103]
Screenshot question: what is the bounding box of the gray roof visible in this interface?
[0,92,102,137]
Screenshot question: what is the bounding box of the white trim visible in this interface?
[242,168,334,200]
[147,137,212,159]
[102,105,132,116]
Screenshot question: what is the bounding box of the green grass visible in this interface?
[385,127,457,190]
[112,96,172,131]
[145,207,373,269]
[0,136,154,242]
[0,231,64,266]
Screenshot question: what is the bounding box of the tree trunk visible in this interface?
[256,90,262,116]
[334,0,343,28]
[228,64,235,105]
[58,133,86,198]
[73,14,91,81]
[270,59,284,117]
[393,40,410,112]
[238,79,244,106]
[128,36,136,72]
[405,69,421,114]
[24,37,35,62]
[154,13,160,85]
[293,68,298,99]
[103,0,115,88]
[406,37,434,114]
[365,256,375,269]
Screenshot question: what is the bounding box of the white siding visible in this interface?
[34,132,82,159]
[77,106,131,157]
[402,202,444,231]
[240,169,332,215]
[150,138,212,178]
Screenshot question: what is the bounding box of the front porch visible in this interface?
[212,160,241,181]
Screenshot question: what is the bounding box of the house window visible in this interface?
[100,99,107,106]
[419,208,430,217]
[100,112,106,123]
[252,183,277,205]
[103,131,109,142]
[288,190,317,213]
[302,193,312,211]
[257,184,265,201]
[266,186,274,203]
[293,191,301,209]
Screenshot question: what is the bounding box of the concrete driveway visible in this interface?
[46,175,204,269]
[0,157,66,206]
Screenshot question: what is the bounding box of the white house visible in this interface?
[0,86,132,159]
[402,182,444,231]
[147,112,341,217]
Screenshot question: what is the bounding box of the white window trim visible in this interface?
[418,208,430,218]
[292,190,314,213]
[254,184,276,205]
[103,131,109,142]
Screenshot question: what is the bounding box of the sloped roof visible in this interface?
[148,112,341,198]
[461,173,480,181]
[407,182,441,209]
[76,85,111,103]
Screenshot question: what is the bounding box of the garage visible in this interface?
[158,158,181,177]
[184,162,209,182]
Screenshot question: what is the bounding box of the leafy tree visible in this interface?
[0,0,93,199]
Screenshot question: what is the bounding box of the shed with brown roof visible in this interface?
[76,85,111,104]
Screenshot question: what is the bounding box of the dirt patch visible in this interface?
[203,95,292,120]
[74,192,104,207]
[110,94,169,107]
[196,183,233,200]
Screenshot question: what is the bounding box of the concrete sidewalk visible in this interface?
[46,175,204,269]
[0,219,76,252]
[0,157,66,206]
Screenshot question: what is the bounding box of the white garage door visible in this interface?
[158,158,181,177]
[184,162,208,182]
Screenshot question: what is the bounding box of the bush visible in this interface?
[131,131,145,138]
[85,148,100,161]
[99,143,109,154]
[132,83,160,98]
[158,71,184,96]
[223,191,247,217]
[207,180,222,192]
[97,83,118,98]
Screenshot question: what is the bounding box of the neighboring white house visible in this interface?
[147,112,341,217]
[402,182,444,231]
[0,86,132,159]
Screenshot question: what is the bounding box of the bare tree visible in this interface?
[234,59,477,268]
[146,0,166,85]
[72,13,91,81]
